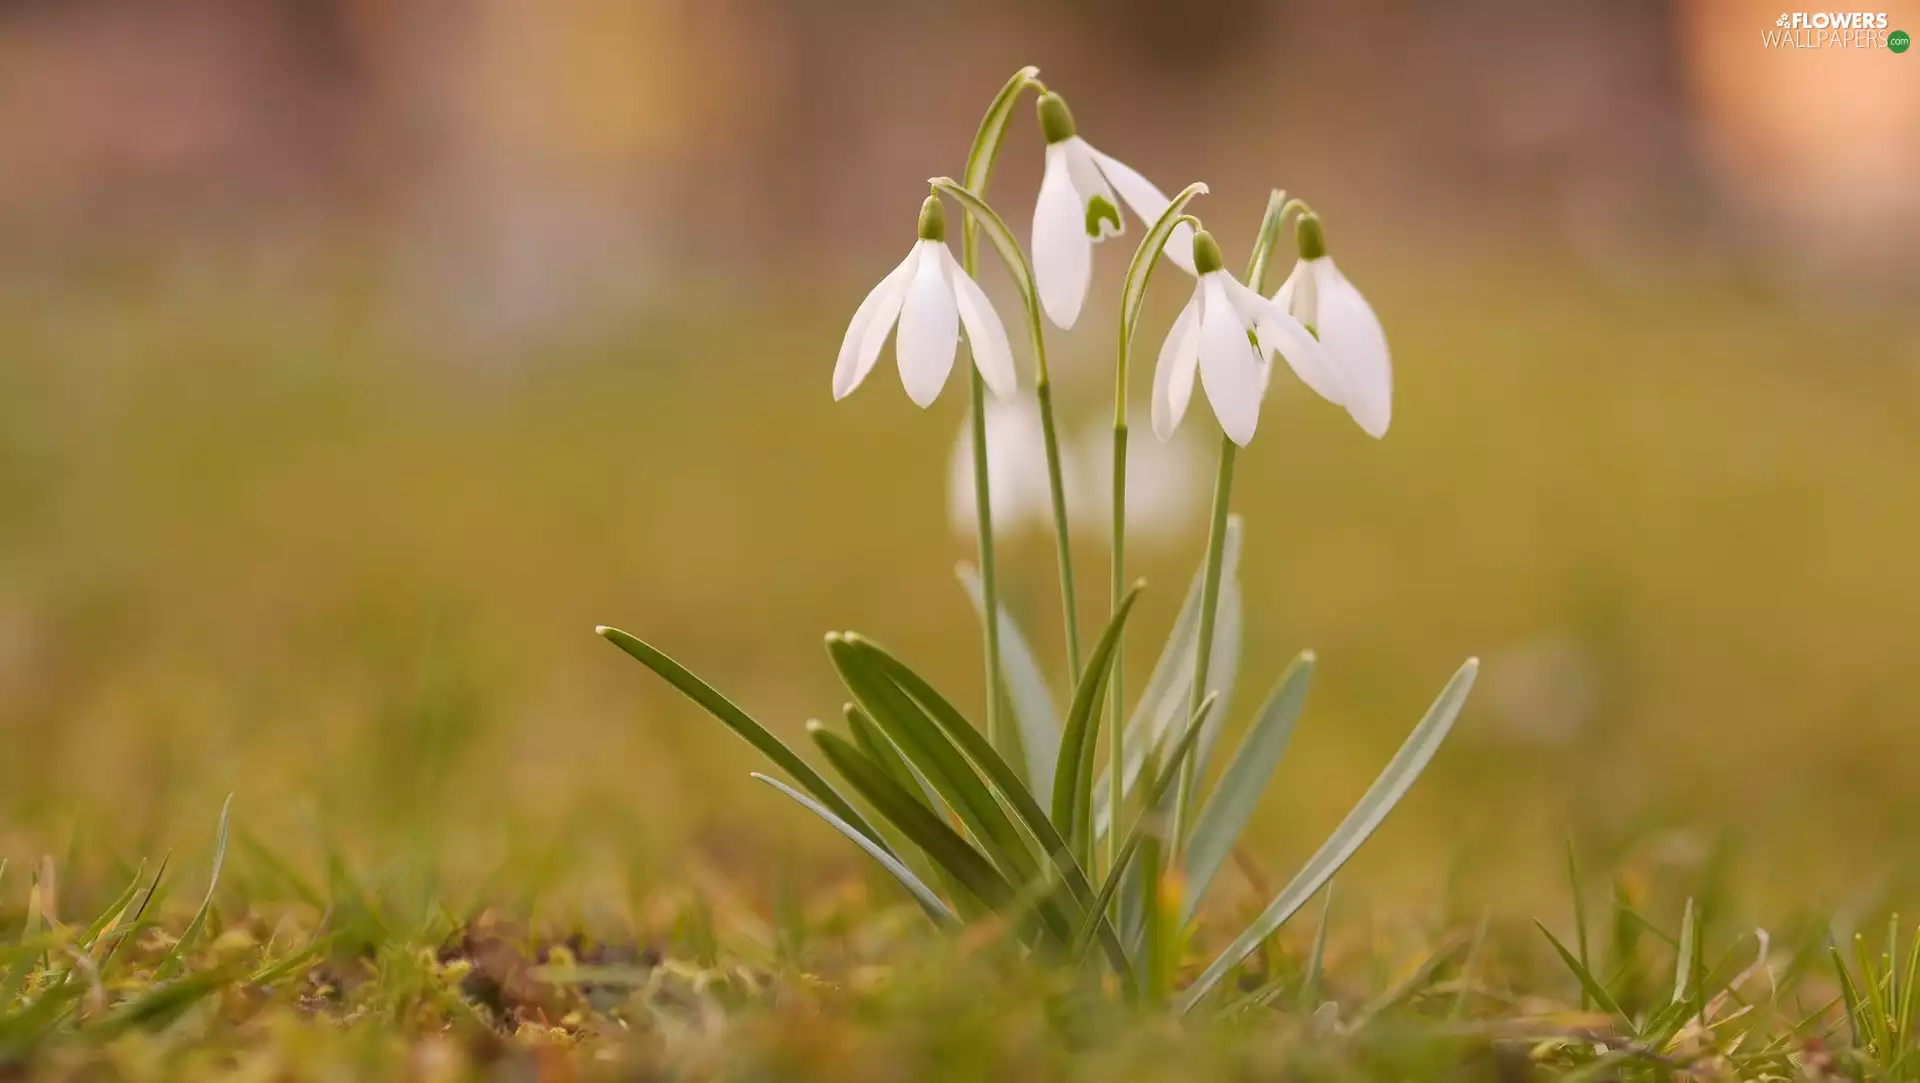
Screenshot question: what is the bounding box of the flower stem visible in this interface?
[955,66,1043,760]
[1034,379,1083,682]
[1169,190,1290,856]
[1105,421,1127,872]
[1171,436,1235,848]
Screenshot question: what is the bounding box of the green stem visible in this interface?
[952,67,1082,761]
[1035,381,1082,683]
[1172,438,1236,847]
[1169,189,1289,859]
[1105,423,1127,872]
[966,369,1005,753]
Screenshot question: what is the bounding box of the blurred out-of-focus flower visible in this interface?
[1031,91,1196,330]
[1272,213,1393,438]
[947,394,1054,539]
[1068,416,1208,551]
[835,196,1017,407]
[1152,229,1326,446]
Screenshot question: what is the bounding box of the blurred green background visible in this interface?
[1,0,1916,919]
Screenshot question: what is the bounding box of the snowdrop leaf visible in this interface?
[1071,694,1213,959]
[826,635,1042,896]
[1177,658,1478,1012]
[844,635,1135,981]
[597,626,893,858]
[1053,582,1144,868]
[1179,652,1314,928]
[957,564,1060,797]
[752,773,959,927]
[807,727,1015,915]
[1093,516,1242,839]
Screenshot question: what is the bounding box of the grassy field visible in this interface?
[1,250,1917,1077]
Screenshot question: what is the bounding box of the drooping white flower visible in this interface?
[1030,92,1195,330]
[946,393,1055,540]
[1272,213,1392,438]
[834,195,1018,407]
[1149,229,1331,447]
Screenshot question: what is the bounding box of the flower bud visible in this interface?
[1295,212,1327,261]
[917,195,946,242]
[1036,92,1077,145]
[1191,229,1225,275]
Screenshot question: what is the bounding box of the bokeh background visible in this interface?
[2,0,1917,919]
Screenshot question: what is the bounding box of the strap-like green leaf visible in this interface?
[1053,583,1145,866]
[1072,695,1214,959]
[809,725,1014,913]
[845,703,941,813]
[598,626,892,857]
[751,772,959,927]
[826,634,1040,890]
[958,565,1060,797]
[1177,658,1478,1012]
[842,636,1133,981]
[1095,517,1242,838]
[1180,652,1315,927]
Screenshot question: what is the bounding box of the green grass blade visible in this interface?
[1180,651,1314,928]
[597,625,893,856]
[1298,884,1335,1012]
[1673,897,1697,1006]
[74,861,148,950]
[1566,836,1591,1011]
[843,636,1134,981]
[1071,696,1213,958]
[1052,583,1144,866]
[155,794,232,979]
[1094,519,1242,839]
[1176,658,1478,1012]
[959,564,1060,798]
[1537,919,1632,1022]
[808,725,1014,913]
[750,773,959,927]
[1833,942,1865,1048]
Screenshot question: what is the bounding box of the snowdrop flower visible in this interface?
[834,195,1018,407]
[947,394,1054,539]
[1031,92,1195,330]
[1068,416,1207,551]
[1272,213,1392,437]
[1150,229,1331,447]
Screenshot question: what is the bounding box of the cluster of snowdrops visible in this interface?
[599,66,1475,1009]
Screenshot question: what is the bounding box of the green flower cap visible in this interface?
[917,195,946,242]
[1191,229,1225,275]
[1037,92,1077,145]
[1295,212,1327,261]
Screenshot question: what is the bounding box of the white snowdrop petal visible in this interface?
[1032,144,1093,329]
[1088,146,1195,274]
[1257,307,1345,408]
[1271,259,1314,326]
[1151,295,1203,440]
[1064,139,1123,240]
[946,249,1019,402]
[896,241,960,408]
[832,249,915,400]
[1196,275,1264,445]
[1317,260,1392,437]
